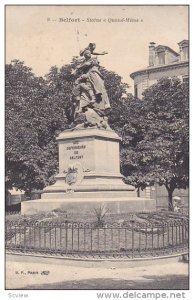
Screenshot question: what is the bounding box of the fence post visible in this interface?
[39,225,41,250]
[151,223,154,256]
[98,227,100,251]
[44,225,46,251]
[49,223,52,251]
[90,226,93,254]
[77,224,80,252]
[5,223,7,248]
[24,225,26,250]
[54,225,57,253]
[167,221,170,247]
[157,225,160,250]
[171,222,174,253]
[179,221,181,246]
[138,225,141,255]
[59,224,62,251]
[145,223,148,252]
[130,219,135,259]
[104,225,106,253]
[125,226,127,251]
[72,223,74,252]
[13,223,16,249]
[175,222,178,247]
[184,220,188,248]
[118,224,120,253]
[162,222,165,250]
[182,219,184,245]
[65,220,68,255]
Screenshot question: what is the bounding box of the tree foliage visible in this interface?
[5,61,61,194]
[99,66,134,136]
[121,77,189,210]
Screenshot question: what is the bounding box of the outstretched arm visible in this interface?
[92,51,108,56]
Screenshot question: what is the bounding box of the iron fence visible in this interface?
[5,217,189,259]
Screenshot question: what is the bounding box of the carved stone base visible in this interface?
[21,197,156,215]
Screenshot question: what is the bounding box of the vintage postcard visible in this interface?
[5,4,189,297]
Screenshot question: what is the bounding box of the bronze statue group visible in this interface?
[71,43,111,130]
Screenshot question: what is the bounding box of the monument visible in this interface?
[21,43,156,215]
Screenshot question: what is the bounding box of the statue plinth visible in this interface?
[21,128,156,215]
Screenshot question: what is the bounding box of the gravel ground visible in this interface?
[5,254,189,290]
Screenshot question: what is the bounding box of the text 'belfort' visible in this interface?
[66,144,86,160]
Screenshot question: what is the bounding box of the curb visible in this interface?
[6,250,189,268]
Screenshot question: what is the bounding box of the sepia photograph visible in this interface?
[5,4,189,295]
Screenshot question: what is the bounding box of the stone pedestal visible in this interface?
[21,128,156,215]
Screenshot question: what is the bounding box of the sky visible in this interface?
[6,5,188,93]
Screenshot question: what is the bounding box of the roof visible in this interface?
[155,45,179,57]
[130,61,188,79]
[178,40,189,47]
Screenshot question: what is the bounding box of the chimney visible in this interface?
[178,40,189,62]
[149,42,156,66]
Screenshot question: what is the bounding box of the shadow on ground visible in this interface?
[20,274,189,290]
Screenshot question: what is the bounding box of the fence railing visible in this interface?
[5,218,189,259]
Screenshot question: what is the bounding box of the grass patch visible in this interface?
[5,209,188,225]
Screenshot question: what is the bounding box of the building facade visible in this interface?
[130,40,189,99]
[130,40,189,208]
[6,188,26,207]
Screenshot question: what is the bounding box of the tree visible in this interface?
[121,77,189,210]
[5,60,64,196]
[99,66,135,136]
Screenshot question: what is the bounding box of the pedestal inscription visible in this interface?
[59,138,94,175]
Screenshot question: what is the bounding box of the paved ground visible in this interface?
[5,254,189,290]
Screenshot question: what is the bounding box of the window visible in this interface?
[182,76,189,83]
[134,84,138,98]
[182,47,189,61]
[158,51,165,65]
